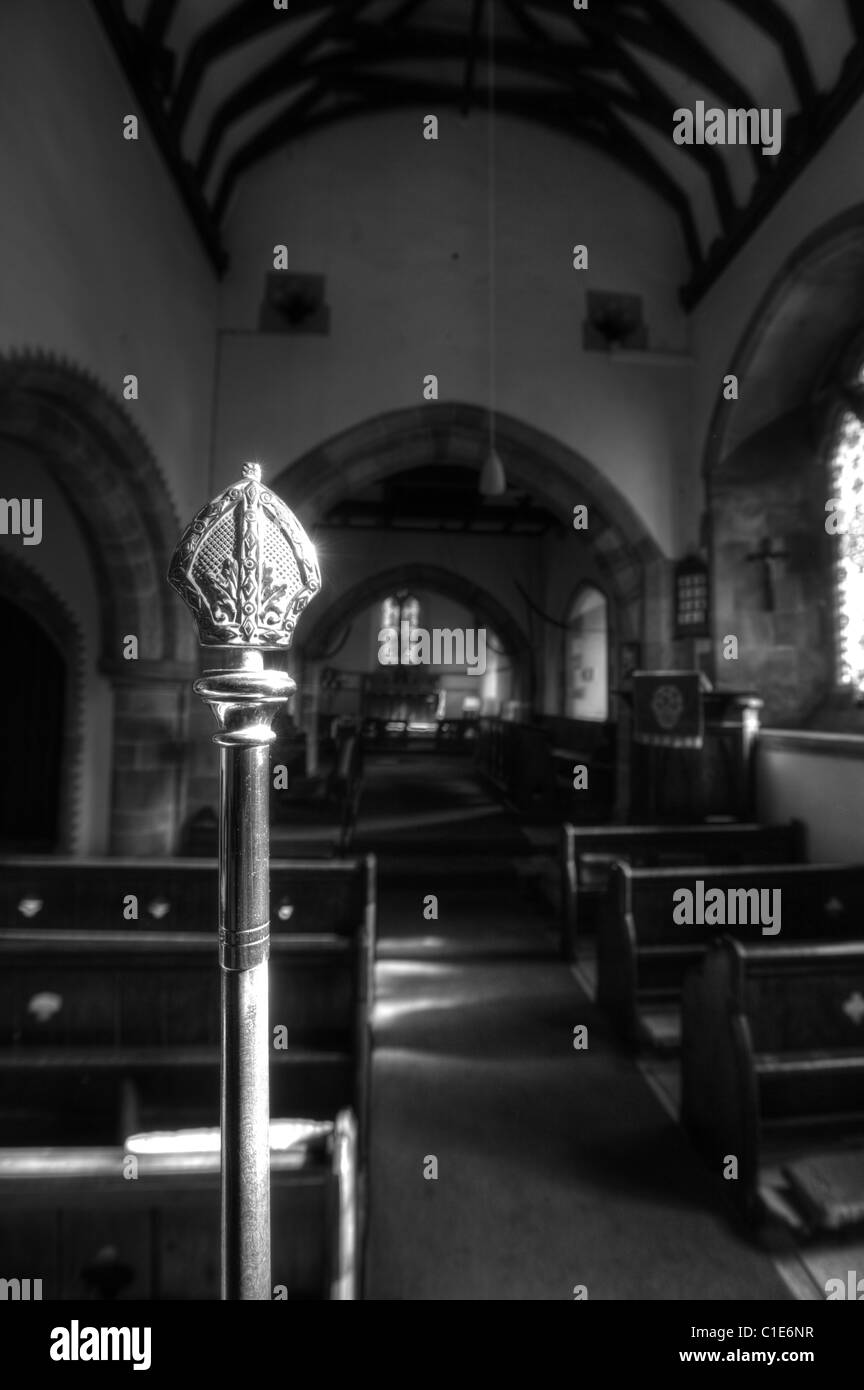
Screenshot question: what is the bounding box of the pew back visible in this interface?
[561,820,805,957]
[0,856,376,1149]
[0,1112,358,1299]
[0,856,368,936]
[681,937,864,1222]
[597,860,864,1046]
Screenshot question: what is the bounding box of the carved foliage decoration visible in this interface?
[168,464,321,647]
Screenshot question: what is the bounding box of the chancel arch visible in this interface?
[273,402,668,702]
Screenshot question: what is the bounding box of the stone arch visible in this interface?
[699,210,864,724]
[0,352,195,853]
[273,402,664,650]
[0,351,187,667]
[301,561,534,701]
[0,552,84,853]
[703,204,864,479]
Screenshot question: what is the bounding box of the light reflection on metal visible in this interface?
[169,462,319,1300]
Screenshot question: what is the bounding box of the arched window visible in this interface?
[380,593,421,664]
[829,399,864,689]
[564,586,608,721]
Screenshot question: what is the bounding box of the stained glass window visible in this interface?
[380,594,420,664]
[829,409,864,688]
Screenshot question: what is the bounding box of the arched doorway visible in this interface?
[563,586,609,722]
[0,554,83,853]
[0,599,65,851]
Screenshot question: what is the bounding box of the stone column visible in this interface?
[104,659,194,856]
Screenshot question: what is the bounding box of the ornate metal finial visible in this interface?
[168,462,320,647]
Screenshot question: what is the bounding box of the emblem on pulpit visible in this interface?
[650,684,684,731]
[842,992,864,1026]
[168,462,320,647]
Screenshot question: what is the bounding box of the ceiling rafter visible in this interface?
[463,0,486,117]
[213,80,331,222]
[93,0,863,305]
[845,0,864,39]
[529,0,759,110]
[227,67,701,265]
[575,19,738,233]
[682,39,864,307]
[528,0,765,180]
[501,0,551,48]
[723,0,817,111]
[196,4,374,184]
[171,0,342,133]
[141,0,179,47]
[90,0,226,272]
[200,20,734,236]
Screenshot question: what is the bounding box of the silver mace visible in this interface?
[168,462,321,1300]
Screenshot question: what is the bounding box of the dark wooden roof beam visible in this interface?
[462,0,486,117]
[141,0,179,48]
[90,0,226,273]
[681,43,864,307]
[724,0,816,111]
[172,0,355,132]
[261,71,702,268]
[196,7,366,183]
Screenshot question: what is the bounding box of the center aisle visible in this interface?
[358,753,791,1301]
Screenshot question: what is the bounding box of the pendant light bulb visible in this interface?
[479,447,507,497]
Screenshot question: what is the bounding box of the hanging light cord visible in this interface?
[488,0,496,459]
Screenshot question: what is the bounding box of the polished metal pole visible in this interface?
[169,463,321,1300]
[196,656,293,1299]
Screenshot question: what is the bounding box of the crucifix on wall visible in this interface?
[745,536,789,612]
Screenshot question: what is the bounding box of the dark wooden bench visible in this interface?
[0,854,372,937]
[0,924,371,1144]
[561,820,806,958]
[0,854,374,1299]
[597,861,864,1048]
[0,1111,358,1299]
[0,855,375,1148]
[681,937,864,1231]
[475,717,615,822]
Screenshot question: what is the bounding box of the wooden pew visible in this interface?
[0,856,375,1140]
[597,861,864,1048]
[0,855,375,1146]
[0,924,372,1144]
[475,717,615,822]
[0,1112,358,1299]
[0,854,374,1298]
[0,853,373,942]
[560,820,805,959]
[681,937,864,1230]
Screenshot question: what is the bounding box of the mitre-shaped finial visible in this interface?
[168,462,320,647]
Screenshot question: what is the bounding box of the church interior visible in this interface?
[2,0,864,1305]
